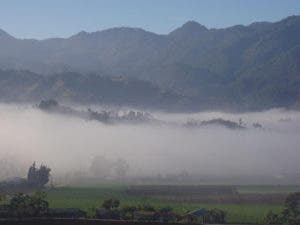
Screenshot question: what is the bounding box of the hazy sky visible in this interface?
[0,0,299,39]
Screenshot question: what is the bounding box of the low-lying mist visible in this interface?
[0,104,300,184]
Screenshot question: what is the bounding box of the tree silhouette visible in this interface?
[265,192,300,225]
[102,199,120,211]
[285,192,300,212]
[114,158,129,179]
[27,162,51,188]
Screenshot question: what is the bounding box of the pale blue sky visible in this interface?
[0,0,299,39]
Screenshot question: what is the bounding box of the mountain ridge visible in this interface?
[2,15,297,41]
[0,15,300,111]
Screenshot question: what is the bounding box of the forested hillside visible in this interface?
[0,15,300,110]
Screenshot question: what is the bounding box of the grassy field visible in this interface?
[44,184,293,224]
[237,185,300,194]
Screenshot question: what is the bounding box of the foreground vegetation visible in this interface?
[44,185,286,224]
[1,181,299,224]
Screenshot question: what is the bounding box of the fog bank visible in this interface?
[0,104,300,183]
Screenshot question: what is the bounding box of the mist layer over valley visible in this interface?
[1,103,299,185]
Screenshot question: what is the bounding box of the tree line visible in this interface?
[265,192,300,225]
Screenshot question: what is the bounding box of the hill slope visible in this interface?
[0,15,300,110]
[0,70,188,110]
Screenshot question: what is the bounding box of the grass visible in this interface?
[237,185,300,194]
[45,185,285,224]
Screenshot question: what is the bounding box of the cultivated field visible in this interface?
[44,184,300,224]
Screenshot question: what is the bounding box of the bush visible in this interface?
[9,192,49,217]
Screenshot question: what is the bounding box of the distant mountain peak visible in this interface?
[77,30,89,36]
[0,29,13,39]
[181,20,207,30]
[169,20,208,37]
[278,14,300,26]
[70,30,89,39]
[70,27,152,40]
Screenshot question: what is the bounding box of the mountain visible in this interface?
[0,15,300,110]
[0,29,13,39]
[0,70,189,110]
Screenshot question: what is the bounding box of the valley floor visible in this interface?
[43,184,299,224]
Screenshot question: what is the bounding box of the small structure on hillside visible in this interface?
[182,209,210,224]
[182,208,226,224]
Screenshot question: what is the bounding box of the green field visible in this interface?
[44,185,291,224]
[237,185,300,194]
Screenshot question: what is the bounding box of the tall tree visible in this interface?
[27,162,51,188]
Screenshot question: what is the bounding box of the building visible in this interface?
[182,208,226,224]
[182,209,210,224]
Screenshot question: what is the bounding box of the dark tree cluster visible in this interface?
[0,162,51,194]
[185,118,246,129]
[27,162,51,189]
[38,99,59,110]
[8,192,49,218]
[265,192,300,225]
[95,199,226,224]
[102,199,120,211]
[88,108,111,123]
[206,209,226,224]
